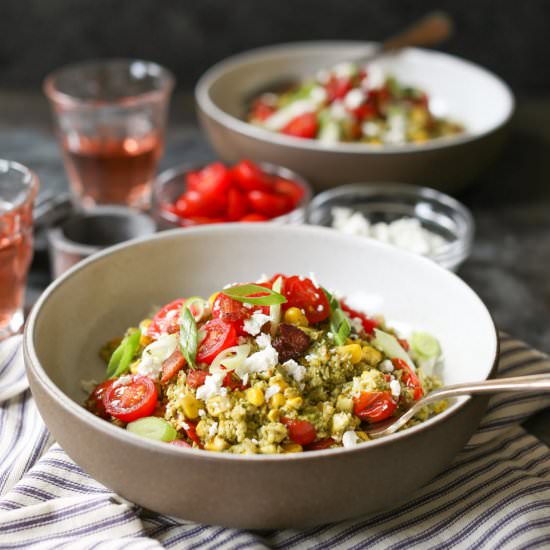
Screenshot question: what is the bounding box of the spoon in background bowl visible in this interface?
[365,374,550,439]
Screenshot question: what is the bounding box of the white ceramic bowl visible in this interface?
[24,225,498,528]
[196,42,515,192]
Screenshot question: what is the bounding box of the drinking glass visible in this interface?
[0,160,39,339]
[44,59,175,209]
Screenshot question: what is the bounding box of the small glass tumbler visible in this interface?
[44,59,175,209]
[0,161,39,339]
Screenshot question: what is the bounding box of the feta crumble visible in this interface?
[265,384,281,401]
[390,379,401,399]
[243,311,271,336]
[196,372,226,401]
[137,333,178,380]
[112,375,133,388]
[282,359,306,383]
[208,422,219,438]
[342,430,360,448]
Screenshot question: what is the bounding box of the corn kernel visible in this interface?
[337,344,362,364]
[246,387,265,407]
[357,431,370,441]
[283,307,309,327]
[286,396,303,410]
[362,345,383,366]
[208,292,220,307]
[267,409,280,422]
[270,393,286,409]
[274,379,288,391]
[181,395,202,420]
[204,436,228,452]
[281,442,303,453]
[130,360,140,375]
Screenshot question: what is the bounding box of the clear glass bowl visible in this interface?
[307,183,474,271]
[152,161,312,230]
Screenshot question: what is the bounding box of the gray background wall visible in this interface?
[0,0,548,94]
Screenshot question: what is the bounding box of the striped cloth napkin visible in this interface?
[2,334,550,549]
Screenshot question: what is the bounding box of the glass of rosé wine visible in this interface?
[0,160,39,339]
[44,59,174,209]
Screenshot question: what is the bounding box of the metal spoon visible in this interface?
[365,374,550,439]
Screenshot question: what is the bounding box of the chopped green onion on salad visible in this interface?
[84,274,447,454]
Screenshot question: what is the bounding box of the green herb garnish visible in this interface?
[179,306,198,369]
[106,328,141,379]
[322,288,351,346]
[222,283,287,306]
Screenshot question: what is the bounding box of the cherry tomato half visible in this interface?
[281,417,317,446]
[304,437,335,451]
[232,160,273,193]
[183,421,202,447]
[196,319,238,364]
[186,369,208,389]
[148,298,185,339]
[247,190,291,218]
[340,301,378,335]
[353,391,397,423]
[281,112,318,139]
[161,349,186,384]
[227,188,249,221]
[191,162,232,197]
[326,77,353,102]
[103,375,158,423]
[273,178,304,208]
[222,370,249,391]
[239,213,268,222]
[281,276,330,324]
[85,379,115,419]
[211,289,270,335]
[392,358,424,400]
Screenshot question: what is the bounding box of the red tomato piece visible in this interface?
[170,439,192,448]
[222,370,249,391]
[304,437,335,451]
[281,112,318,139]
[250,98,277,121]
[340,301,378,335]
[103,375,158,423]
[280,417,317,446]
[161,349,186,384]
[353,391,397,423]
[232,160,273,193]
[176,189,227,218]
[212,293,252,335]
[227,188,249,221]
[85,379,115,419]
[273,178,304,208]
[281,276,330,324]
[239,213,268,222]
[398,338,410,352]
[192,162,232,197]
[185,171,201,192]
[247,190,291,218]
[180,215,227,226]
[352,102,377,120]
[183,421,202,447]
[196,319,238,364]
[148,298,185,339]
[392,358,424,400]
[186,369,208,389]
[326,77,353,102]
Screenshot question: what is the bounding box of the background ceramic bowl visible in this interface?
[196,41,514,192]
[152,161,312,230]
[24,225,498,528]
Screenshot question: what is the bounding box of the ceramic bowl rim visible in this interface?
[195,40,515,155]
[24,224,500,463]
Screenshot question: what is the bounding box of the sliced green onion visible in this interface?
[210,344,251,375]
[179,306,198,369]
[182,296,208,323]
[126,417,177,442]
[373,328,416,371]
[222,283,287,306]
[106,329,141,379]
[270,276,283,336]
[322,288,351,345]
[411,332,441,359]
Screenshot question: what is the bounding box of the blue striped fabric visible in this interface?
[1,334,550,549]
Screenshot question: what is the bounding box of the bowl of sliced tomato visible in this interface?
[152,159,311,229]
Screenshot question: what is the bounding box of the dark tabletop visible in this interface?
[2,90,550,440]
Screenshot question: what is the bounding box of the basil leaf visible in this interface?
[222,283,287,306]
[106,329,141,379]
[179,307,198,369]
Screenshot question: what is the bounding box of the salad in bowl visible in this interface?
[85,273,446,454]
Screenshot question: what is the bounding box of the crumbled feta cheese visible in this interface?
[329,100,351,121]
[379,359,394,373]
[208,422,218,438]
[384,112,407,144]
[342,430,360,448]
[264,99,317,131]
[182,422,190,430]
[198,409,206,417]
[331,207,448,257]
[282,359,306,383]
[390,379,401,399]
[112,375,133,388]
[237,341,279,377]
[350,317,364,334]
[362,121,380,138]
[344,88,365,110]
[316,304,324,313]
[241,373,249,386]
[255,333,272,349]
[243,311,271,336]
[265,384,281,401]
[137,333,178,380]
[196,372,226,401]
[361,64,385,91]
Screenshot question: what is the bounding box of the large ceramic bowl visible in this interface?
[196,42,514,192]
[24,225,498,528]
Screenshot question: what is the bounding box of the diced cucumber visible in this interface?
[126,417,177,442]
[411,332,441,359]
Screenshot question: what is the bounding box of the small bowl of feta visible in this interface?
[196,41,514,192]
[307,182,474,271]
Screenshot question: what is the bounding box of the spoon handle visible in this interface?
[367,374,550,438]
